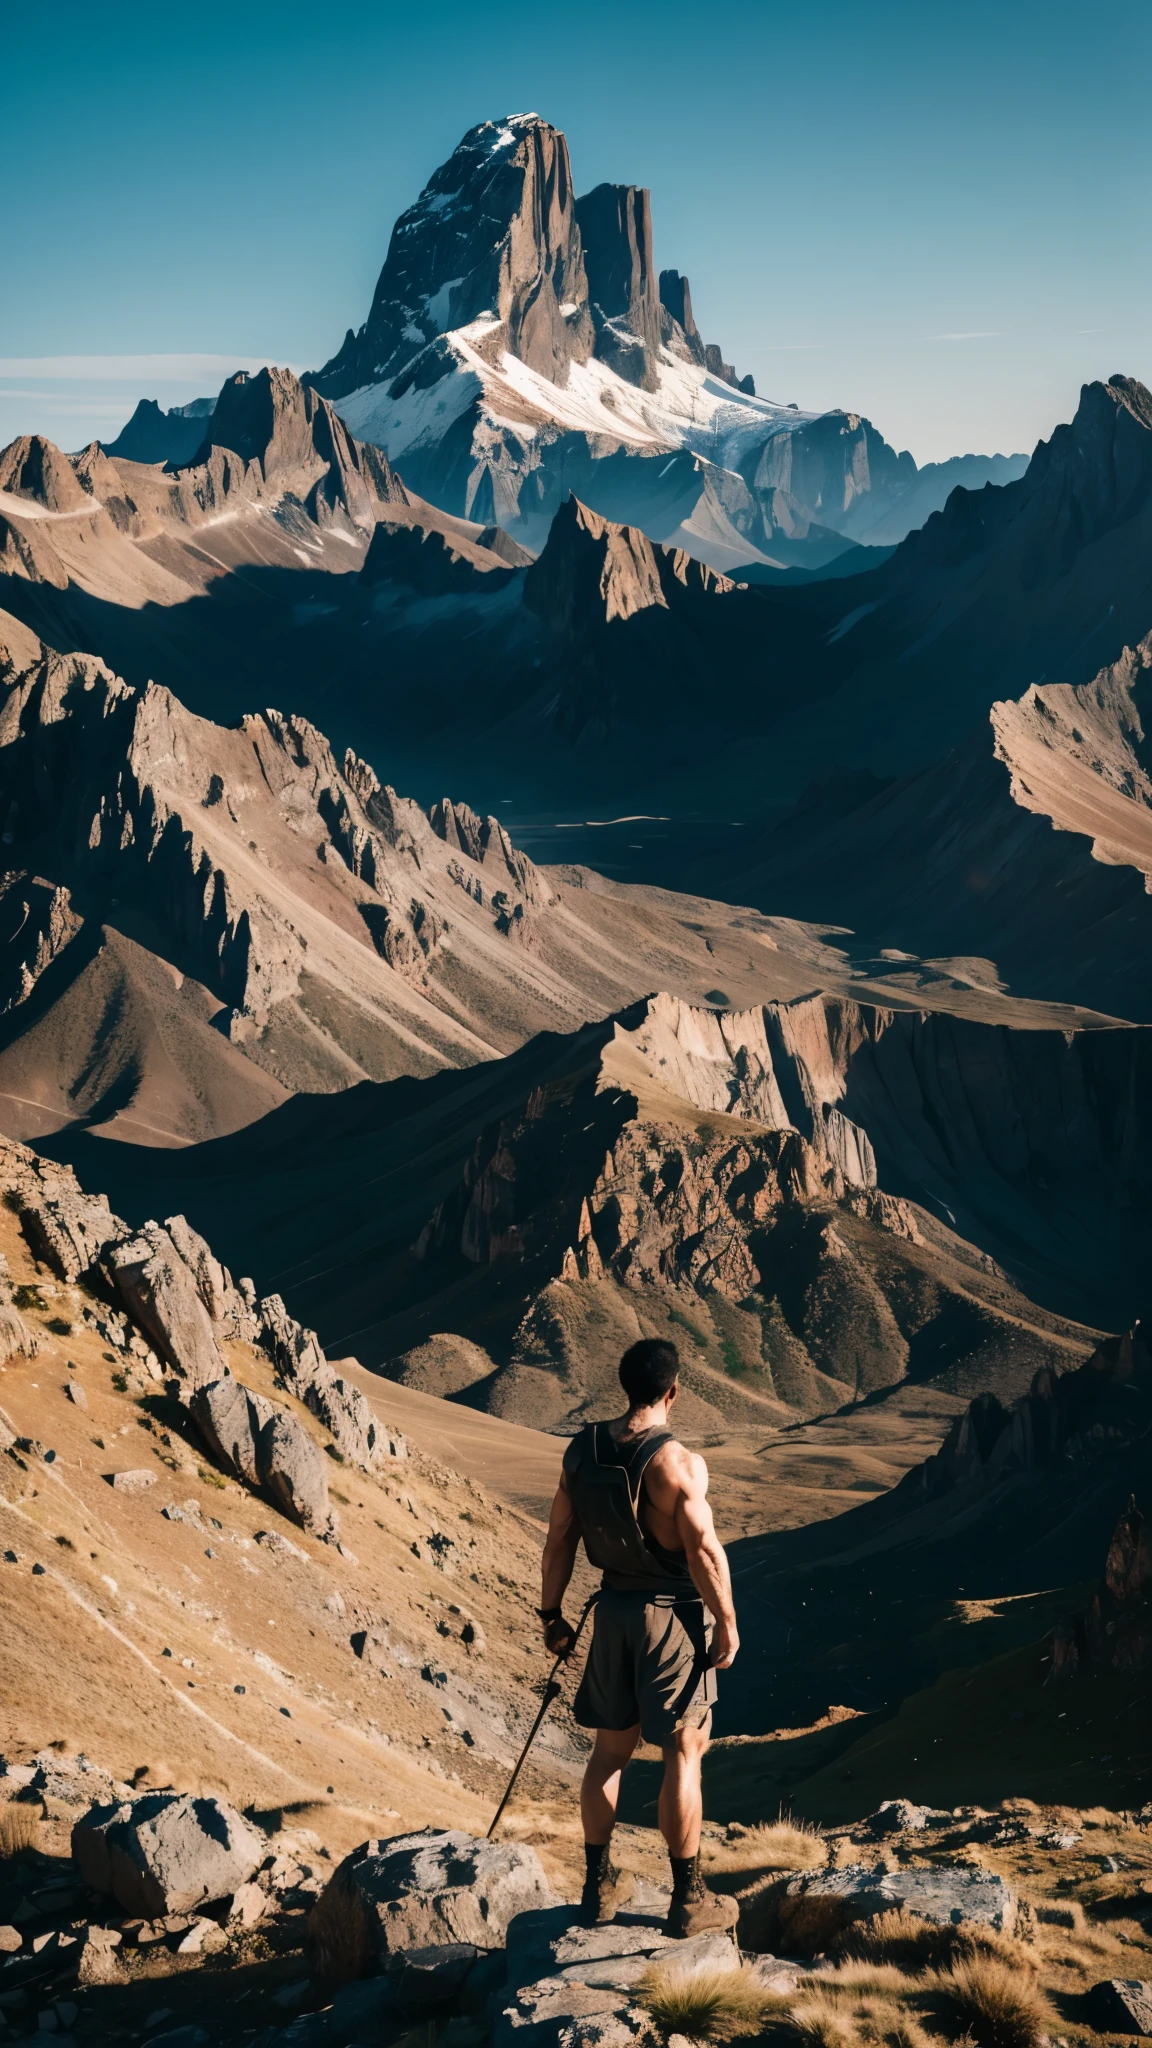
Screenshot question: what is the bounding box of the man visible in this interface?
[539,1337,740,1938]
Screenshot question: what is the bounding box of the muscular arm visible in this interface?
[647,1444,740,1667]
[540,1469,580,1614]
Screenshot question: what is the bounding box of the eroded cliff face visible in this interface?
[315,116,594,398]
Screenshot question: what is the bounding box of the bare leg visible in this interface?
[658,1718,710,1858]
[580,1725,640,1845]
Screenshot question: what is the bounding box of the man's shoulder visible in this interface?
[646,1436,706,1487]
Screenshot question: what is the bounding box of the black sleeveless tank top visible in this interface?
[562,1421,696,1596]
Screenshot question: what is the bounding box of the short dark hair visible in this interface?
[619,1338,680,1410]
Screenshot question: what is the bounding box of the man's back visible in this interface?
[539,1337,739,1941]
[623,1426,710,1557]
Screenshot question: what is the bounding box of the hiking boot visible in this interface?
[578,1861,633,1926]
[663,1884,740,1939]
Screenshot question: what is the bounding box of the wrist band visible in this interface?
[538,1606,563,1621]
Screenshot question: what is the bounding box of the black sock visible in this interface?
[669,1852,703,1899]
[585,1841,611,1881]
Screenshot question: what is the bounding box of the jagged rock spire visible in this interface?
[313,115,594,397]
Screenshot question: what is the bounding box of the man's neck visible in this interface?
[615,1403,671,1438]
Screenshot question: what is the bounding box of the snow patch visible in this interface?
[425,276,464,327]
[332,310,826,481]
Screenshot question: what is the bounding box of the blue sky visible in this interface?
[3,0,1149,463]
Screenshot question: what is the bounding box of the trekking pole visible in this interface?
[487,1593,597,1839]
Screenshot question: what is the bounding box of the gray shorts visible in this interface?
[572,1588,717,1745]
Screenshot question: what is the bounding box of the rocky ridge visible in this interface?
[0,364,523,618]
[0,611,747,1130]
[79,987,1149,1437]
[102,395,216,467]
[8,606,1116,1149]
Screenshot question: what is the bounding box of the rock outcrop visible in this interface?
[498,1910,739,2048]
[0,1134,406,1498]
[314,115,594,398]
[745,1864,1018,1952]
[1049,1476,1152,1680]
[1087,1981,1152,2035]
[575,183,661,390]
[104,1226,229,1390]
[902,1321,1151,1507]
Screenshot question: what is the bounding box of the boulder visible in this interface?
[306,1370,409,1469]
[22,1750,131,1816]
[1087,1981,1152,2035]
[104,1226,228,1388]
[255,1406,332,1536]
[351,1627,395,1675]
[109,1469,156,1494]
[72,1792,265,1917]
[867,1800,936,1835]
[189,1376,332,1535]
[228,1883,267,1928]
[755,1864,1017,1953]
[307,1828,555,1984]
[189,1376,276,1488]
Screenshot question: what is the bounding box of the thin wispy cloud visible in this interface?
[0,392,132,410]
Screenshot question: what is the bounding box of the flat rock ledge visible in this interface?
[496,1904,741,2048]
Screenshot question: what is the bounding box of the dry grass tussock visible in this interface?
[1031,1909,1150,1976]
[638,1963,788,2040]
[928,1957,1053,2048]
[784,1985,932,2048]
[1080,1868,1152,1918]
[837,1911,1037,1976]
[707,1816,826,1878]
[0,1802,40,1858]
